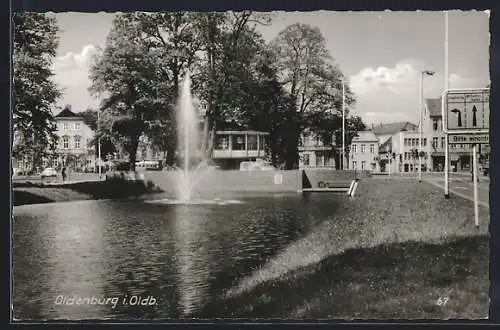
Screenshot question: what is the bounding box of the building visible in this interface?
[391,131,429,173]
[372,122,418,146]
[423,98,489,172]
[136,135,166,164]
[373,121,424,173]
[52,107,96,171]
[210,122,269,169]
[348,130,380,172]
[298,130,336,169]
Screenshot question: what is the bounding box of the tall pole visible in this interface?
[342,81,346,170]
[444,11,450,198]
[419,72,423,182]
[473,144,479,227]
[97,94,102,180]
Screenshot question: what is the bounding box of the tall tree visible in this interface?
[193,11,272,158]
[123,12,202,164]
[12,12,61,170]
[89,14,168,171]
[269,24,357,168]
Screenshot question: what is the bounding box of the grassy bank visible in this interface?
[12,179,163,206]
[198,178,490,319]
[199,234,489,319]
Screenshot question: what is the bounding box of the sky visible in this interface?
[51,10,490,126]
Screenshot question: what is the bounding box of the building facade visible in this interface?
[298,130,336,169]
[348,130,380,172]
[52,108,96,171]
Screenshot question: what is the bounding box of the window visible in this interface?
[233,135,246,150]
[433,120,438,131]
[63,123,69,130]
[74,122,80,130]
[423,138,427,147]
[404,138,408,146]
[352,145,357,153]
[259,135,266,151]
[370,144,375,153]
[74,136,81,149]
[215,135,230,150]
[315,136,321,146]
[303,154,310,166]
[247,135,258,150]
[352,161,357,169]
[361,161,366,170]
[361,144,366,153]
[432,137,438,148]
[62,136,69,149]
[441,137,445,148]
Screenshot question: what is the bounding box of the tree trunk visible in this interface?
[128,136,140,172]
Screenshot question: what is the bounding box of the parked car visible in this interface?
[41,167,58,178]
[240,160,275,171]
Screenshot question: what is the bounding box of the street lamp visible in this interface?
[97,94,102,180]
[342,80,345,170]
[418,69,435,182]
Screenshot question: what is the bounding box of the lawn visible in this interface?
[199,235,489,319]
[196,178,490,319]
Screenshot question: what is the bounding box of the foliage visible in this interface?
[89,14,171,170]
[12,12,61,169]
[80,108,117,160]
[269,23,358,168]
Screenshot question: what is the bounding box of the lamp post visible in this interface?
[444,10,450,198]
[418,70,434,182]
[97,94,102,180]
[342,81,345,170]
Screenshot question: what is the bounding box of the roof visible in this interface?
[371,122,417,135]
[425,98,442,117]
[379,136,392,152]
[352,130,379,143]
[54,107,82,118]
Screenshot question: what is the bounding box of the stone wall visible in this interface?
[143,168,371,195]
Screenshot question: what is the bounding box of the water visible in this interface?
[13,193,344,320]
[175,71,208,202]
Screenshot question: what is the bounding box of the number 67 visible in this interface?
[437,297,449,306]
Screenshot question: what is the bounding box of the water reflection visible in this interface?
[13,194,340,320]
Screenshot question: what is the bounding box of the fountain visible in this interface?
[145,71,245,206]
[175,70,200,202]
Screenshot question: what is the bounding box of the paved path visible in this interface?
[422,174,490,208]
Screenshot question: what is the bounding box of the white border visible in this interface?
[441,88,489,134]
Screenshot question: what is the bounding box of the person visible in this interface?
[62,166,67,182]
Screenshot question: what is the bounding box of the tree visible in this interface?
[12,12,61,170]
[80,108,116,160]
[89,14,169,171]
[270,23,356,168]
[121,12,203,165]
[193,11,273,158]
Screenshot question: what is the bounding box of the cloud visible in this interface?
[349,59,486,125]
[52,44,98,109]
[53,44,98,72]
